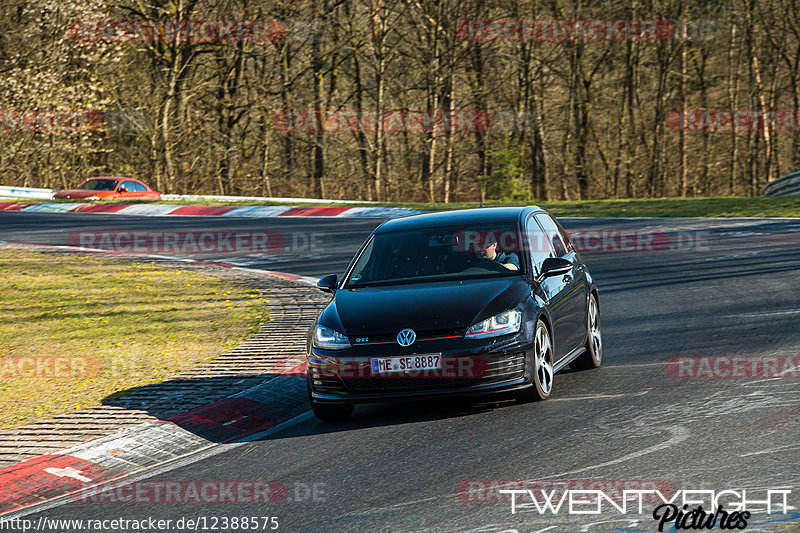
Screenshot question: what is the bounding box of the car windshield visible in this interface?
[345,224,524,288]
[76,179,118,191]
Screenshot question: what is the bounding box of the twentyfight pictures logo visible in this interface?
[459,481,793,531]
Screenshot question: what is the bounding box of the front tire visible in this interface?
[516,319,554,402]
[570,293,602,371]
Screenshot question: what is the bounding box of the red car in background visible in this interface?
[54,177,161,201]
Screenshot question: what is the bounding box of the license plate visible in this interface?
[370,354,442,374]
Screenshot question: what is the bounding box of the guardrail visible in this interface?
[160,193,374,204]
[0,185,55,200]
[763,171,800,197]
[0,186,373,204]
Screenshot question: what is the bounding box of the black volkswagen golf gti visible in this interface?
[306,206,601,420]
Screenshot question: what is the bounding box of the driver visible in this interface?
[478,241,519,271]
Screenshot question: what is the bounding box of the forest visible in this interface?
[0,0,797,203]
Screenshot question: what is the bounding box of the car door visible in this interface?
[132,181,153,199]
[117,180,142,200]
[137,182,159,200]
[526,215,572,359]
[535,213,587,353]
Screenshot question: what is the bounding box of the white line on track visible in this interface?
[551,389,650,401]
[544,425,690,478]
[733,308,800,318]
[739,443,800,458]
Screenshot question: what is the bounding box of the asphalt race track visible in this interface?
[0,212,381,278]
[2,212,800,532]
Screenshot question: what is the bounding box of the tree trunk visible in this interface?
[679,1,688,196]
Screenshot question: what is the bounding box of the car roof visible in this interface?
[375,206,542,233]
[87,176,128,180]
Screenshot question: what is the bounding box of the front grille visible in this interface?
[339,352,525,393]
[353,328,464,345]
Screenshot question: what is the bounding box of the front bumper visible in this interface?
[307,339,533,404]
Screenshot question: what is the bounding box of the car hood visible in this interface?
[55,190,113,199]
[326,277,529,336]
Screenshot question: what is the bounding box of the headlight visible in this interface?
[312,324,352,350]
[465,310,522,339]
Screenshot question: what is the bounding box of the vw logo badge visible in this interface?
[397,328,416,346]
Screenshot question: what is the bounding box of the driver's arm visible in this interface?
[498,252,520,271]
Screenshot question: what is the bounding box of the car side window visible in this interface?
[132,182,148,192]
[119,180,137,191]
[554,219,574,252]
[525,216,553,275]
[535,213,568,257]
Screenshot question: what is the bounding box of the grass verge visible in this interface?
[10,195,800,217]
[0,250,270,429]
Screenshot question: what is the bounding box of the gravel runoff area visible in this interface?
[0,243,329,468]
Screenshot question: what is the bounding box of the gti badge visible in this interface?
[396,328,416,346]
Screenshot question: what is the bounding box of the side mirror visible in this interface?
[316,274,338,294]
[537,257,572,281]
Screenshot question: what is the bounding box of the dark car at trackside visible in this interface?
[306,206,602,421]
